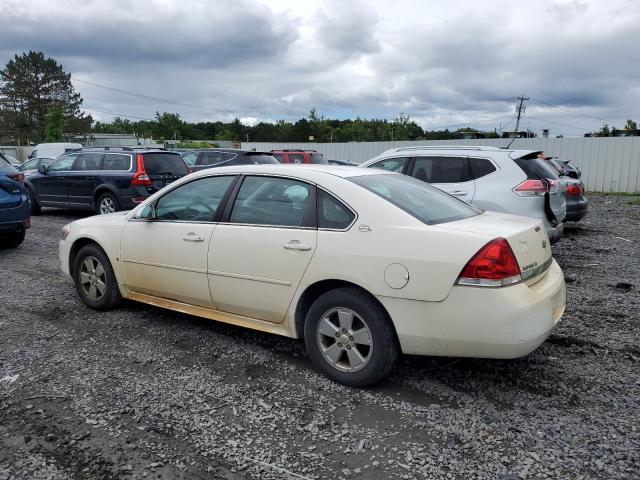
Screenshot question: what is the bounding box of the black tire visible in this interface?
[0,229,25,248]
[304,287,399,387]
[73,244,122,310]
[27,188,41,215]
[96,192,120,215]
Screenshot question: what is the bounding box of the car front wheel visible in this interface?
[73,244,122,310]
[304,287,399,387]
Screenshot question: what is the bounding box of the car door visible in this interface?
[67,153,104,207]
[208,175,317,323]
[120,175,237,307]
[29,154,77,205]
[409,156,476,203]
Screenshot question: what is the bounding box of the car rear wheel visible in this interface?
[304,287,399,387]
[73,244,122,310]
[96,192,120,215]
[0,229,25,248]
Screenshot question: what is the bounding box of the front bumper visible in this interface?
[378,259,566,358]
[59,239,73,282]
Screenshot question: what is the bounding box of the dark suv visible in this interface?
[0,155,30,247]
[187,149,279,172]
[26,147,189,215]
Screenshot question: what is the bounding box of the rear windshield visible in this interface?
[240,154,279,164]
[142,153,189,176]
[515,158,560,180]
[309,153,328,164]
[350,173,481,225]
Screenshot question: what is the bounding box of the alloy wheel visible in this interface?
[99,197,115,214]
[316,307,373,372]
[79,256,106,301]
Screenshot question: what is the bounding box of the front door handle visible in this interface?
[450,190,467,196]
[284,240,312,251]
[183,233,204,242]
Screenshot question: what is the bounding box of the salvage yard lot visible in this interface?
[1,195,639,480]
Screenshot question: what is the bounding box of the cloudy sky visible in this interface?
[1,0,639,136]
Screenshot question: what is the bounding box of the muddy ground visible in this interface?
[1,194,638,480]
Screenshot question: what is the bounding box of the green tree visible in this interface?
[598,123,611,137]
[624,119,637,131]
[44,104,64,141]
[0,51,90,142]
[152,112,182,140]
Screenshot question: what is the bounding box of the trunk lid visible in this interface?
[438,211,553,284]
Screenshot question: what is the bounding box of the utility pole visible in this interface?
[514,96,529,134]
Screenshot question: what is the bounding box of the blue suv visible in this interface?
[26,147,189,215]
[0,156,30,248]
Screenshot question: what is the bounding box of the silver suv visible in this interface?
[361,146,566,243]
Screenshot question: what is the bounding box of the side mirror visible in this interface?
[138,204,156,220]
[37,164,47,174]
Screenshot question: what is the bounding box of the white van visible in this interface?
[29,143,83,160]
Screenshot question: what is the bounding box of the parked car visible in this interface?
[0,152,21,168]
[177,150,198,167]
[189,149,279,172]
[327,159,358,166]
[18,157,56,176]
[59,164,566,387]
[0,156,30,247]
[271,149,328,164]
[26,147,189,215]
[361,146,567,243]
[29,142,83,160]
[542,157,588,222]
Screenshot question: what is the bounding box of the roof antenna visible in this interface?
[505,134,518,149]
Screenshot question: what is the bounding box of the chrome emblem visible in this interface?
[541,240,547,248]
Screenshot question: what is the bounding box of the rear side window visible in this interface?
[318,190,355,229]
[102,154,132,171]
[200,152,237,166]
[515,158,560,180]
[230,176,313,227]
[369,157,409,173]
[288,154,305,164]
[142,153,188,176]
[350,173,480,225]
[411,156,471,183]
[310,153,328,164]
[74,153,103,171]
[469,157,497,179]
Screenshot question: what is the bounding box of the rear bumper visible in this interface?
[0,196,30,233]
[379,259,566,358]
[565,196,588,222]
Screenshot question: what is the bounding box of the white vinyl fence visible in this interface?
[242,137,640,193]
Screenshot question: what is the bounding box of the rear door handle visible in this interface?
[450,190,467,196]
[183,233,205,242]
[284,240,312,251]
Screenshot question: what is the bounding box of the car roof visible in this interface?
[197,148,274,155]
[188,163,386,180]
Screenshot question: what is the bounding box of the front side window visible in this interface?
[318,190,355,229]
[74,153,103,171]
[102,154,132,171]
[370,157,409,173]
[230,176,313,227]
[20,159,39,171]
[350,173,480,225]
[411,156,471,184]
[181,151,198,166]
[155,175,236,222]
[48,154,77,172]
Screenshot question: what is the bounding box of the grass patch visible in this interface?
[628,198,640,206]
[589,191,640,196]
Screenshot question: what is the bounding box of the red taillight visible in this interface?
[8,172,25,182]
[513,179,547,196]
[457,238,522,287]
[131,154,153,186]
[566,184,583,196]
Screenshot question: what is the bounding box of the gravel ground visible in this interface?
[1,194,638,480]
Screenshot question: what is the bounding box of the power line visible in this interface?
[528,97,616,123]
[82,105,154,121]
[74,78,203,110]
[525,115,594,131]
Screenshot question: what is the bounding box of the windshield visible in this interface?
[309,153,328,164]
[142,153,189,176]
[350,173,481,225]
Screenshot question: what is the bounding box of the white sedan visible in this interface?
[59,164,566,386]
